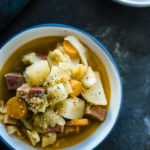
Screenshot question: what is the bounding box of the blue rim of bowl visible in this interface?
[0,23,123,150]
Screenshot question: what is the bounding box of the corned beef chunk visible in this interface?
[5,73,25,90]
[28,87,45,98]
[47,125,64,133]
[57,126,80,138]
[85,105,107,121]
[36,54,47,60]
[17,84,45,99]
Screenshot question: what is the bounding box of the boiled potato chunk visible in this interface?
[24,60,50,86]
[64,35,88,65]
[57,97,85,120]
[82,66,96,87]
[47,83,68,104]
[81,72,107,105]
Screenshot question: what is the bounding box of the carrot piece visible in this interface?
[6,97,27,119]
[63,41,78,57]
[66,119,89,126]
[69,79,82,96]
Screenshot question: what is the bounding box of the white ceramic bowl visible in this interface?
[0,24,122,150]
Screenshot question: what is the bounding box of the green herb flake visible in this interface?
[39,93,42,98]
[34,93,38,97]
[45,94,49,98]
[27,101,31,105]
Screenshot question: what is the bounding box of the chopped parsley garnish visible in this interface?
[34,93,38,97]
[27,101,31,105]
[45,94,49,97]
[39,93,42,98]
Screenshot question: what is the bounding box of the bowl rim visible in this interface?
[113,0,150,7]
[0,23,123,150]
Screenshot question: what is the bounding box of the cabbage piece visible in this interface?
[26,130,40,146]
[44,65,71,88]
[27,96,49,113]
[24,60,50,86]
[42,132,56,148]
[47,83,68,104]
[72,64,88,80]
[22,53,41,65]
[6,126,18,135]
[70,56,80,69]
[21,118,33,130]
[0,100,6,114]
[64,35,88,65]
[81,72,107,105]
[33,110,66,129]
[81,66,96,87]
[63,81,73,95]
[57,43,80,69]
[47,48,67,68]
[57,97,85,120]
[48,44,80,71]
[47,54,57,68]
[50,49,66,62]
[63,53,80,70]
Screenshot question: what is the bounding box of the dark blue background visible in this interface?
[0,0,150,150]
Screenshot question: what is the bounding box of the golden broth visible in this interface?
[0,36,111,149]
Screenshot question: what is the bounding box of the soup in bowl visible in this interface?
[0,24,122,150]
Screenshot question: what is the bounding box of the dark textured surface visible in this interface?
[0,0,30,30]
[0,0,150,150]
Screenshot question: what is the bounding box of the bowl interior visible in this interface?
[0,24,122,150]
